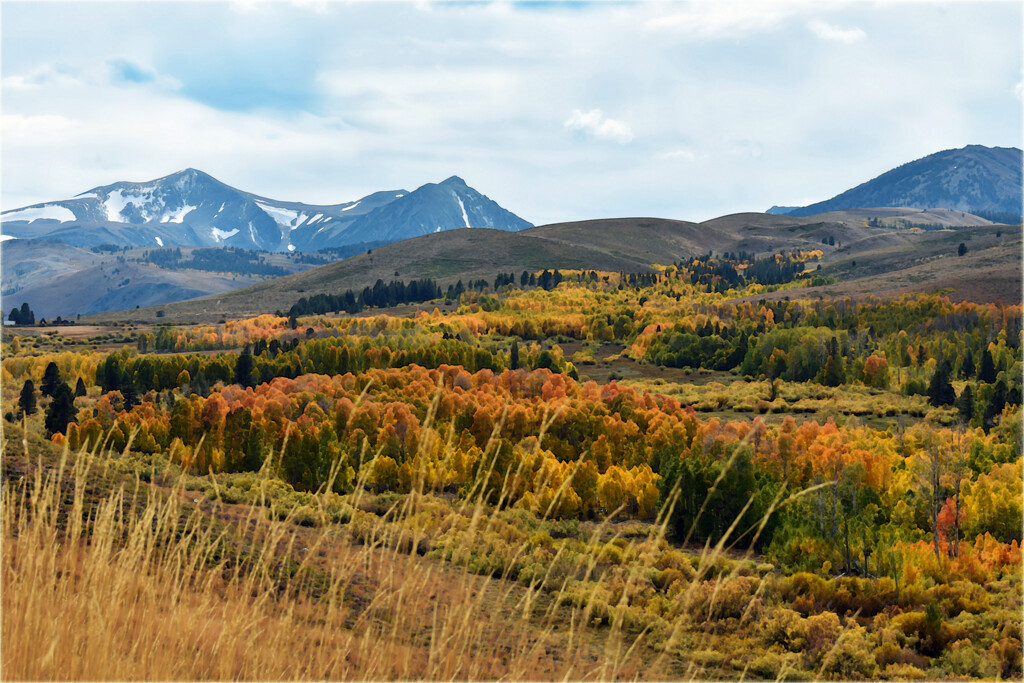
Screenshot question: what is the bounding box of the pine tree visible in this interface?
[927,361,955,407]
[235,345,255,388]
[960,348,975,379]
[821,337,846,387]
[122,380,139,408]
[75,377,87,397]
[979,347,997,383]
[19,302,34,326]
[983,379,1007,430]
[101,357,122,393]
[510,339,520,371]
[44,383,75,436]
[19,379,36,416]
[955,384,974,424]
[41,361,61,397]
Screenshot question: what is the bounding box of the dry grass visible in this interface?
[1,409,684,681]
[0,387,857,681]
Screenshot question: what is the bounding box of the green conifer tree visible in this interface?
[19,379,36,416]
[44,383,75,436]
[41,362,61,397]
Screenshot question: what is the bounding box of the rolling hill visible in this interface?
[82,207,1020,323]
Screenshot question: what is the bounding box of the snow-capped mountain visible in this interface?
[342,176,533,243]
[1,169,532,252]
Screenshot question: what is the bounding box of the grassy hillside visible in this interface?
[3,244,1021,681]
[81,210,1016,324]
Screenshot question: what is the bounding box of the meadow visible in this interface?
[3,259,1021,680]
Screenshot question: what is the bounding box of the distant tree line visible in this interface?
[973,210,1022,225]
[7,302,35,326]
[671,251,809,292]
[293,242,392,265]
[137,246,290,277]
[288,277,444,318]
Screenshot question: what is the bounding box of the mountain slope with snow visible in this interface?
[342,176,533,243]
[1,170,533,252]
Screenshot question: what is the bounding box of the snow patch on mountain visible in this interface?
[456,195,470,227]
[2,205,76,223]
[211,227,240,242]
[161,204,196,224]
[1,169,532,253]
[104,188,152,222]
[155,236,164,246]
[256,201,307,230]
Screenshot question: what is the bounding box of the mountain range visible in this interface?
[768,145,1022,218]
[0,171,532,252]
[95,210,1019,324]
[3,144,1021,319]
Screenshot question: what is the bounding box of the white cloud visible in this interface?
[2,114,81,138]
[1,63,88,90]
[0,1,1019,224]
[645,1,808,38]
[808,19,866,44]
[564,109,634,144]
[656,148,698,162]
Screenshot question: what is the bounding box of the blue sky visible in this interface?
[2,1,1021,224]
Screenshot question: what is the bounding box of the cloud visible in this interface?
[1,1,1019,223]
[645,1,805,38]
[808,19,866,44]
[1,63,87,90]
[107,58,156,84]
[656,148,697,162]
[564,109,634,144]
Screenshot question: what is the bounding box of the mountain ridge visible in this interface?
[1,170,533,252]
[76,208,1018,323]
[769,145,1022,218]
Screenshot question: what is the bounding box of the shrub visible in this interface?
[934,638,998,679]
[820,625,878,679]
[804,611,841,659]
[747,651,801,679]
[654,568,685,592]
[761,607,808,651]
[290,504,321,527]
[879,662,929,680]
[989,637,1024,680]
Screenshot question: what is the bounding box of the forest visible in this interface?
[2,261,1021,680]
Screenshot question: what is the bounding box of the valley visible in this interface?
[4,231,1022,679]
[2,144,1022,681]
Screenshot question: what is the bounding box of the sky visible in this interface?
[2,0,1022,225]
